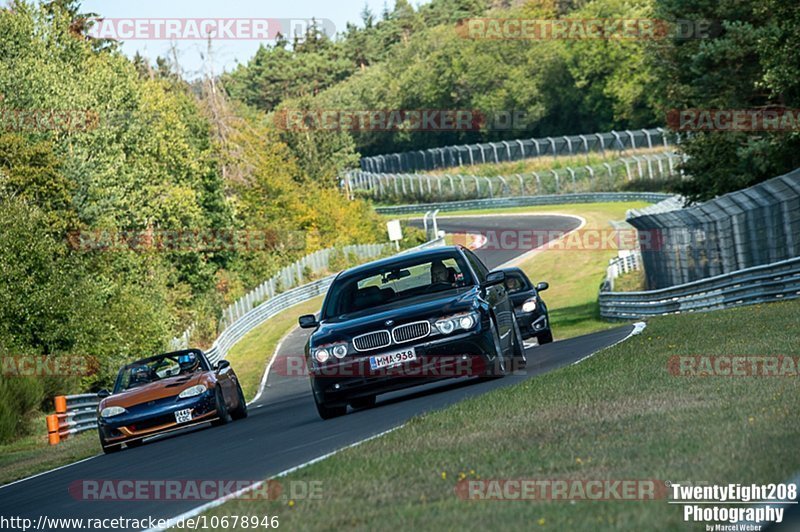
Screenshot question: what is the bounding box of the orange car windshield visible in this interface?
[115,354,195,392]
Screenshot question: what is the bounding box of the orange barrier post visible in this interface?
[54,395,67,414]
[46,414,60,445]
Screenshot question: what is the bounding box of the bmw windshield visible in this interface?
[322,253,474,320]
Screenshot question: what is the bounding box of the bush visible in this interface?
[0,377,44,444]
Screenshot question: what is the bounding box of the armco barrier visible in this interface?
[360,127,672,173]
[47,394,101,445]
[375,192,674,215]
[350,151,682,202]
[45,237,446,443]
[599,256,800,320]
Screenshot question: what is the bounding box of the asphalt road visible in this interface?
[0,214,636,531]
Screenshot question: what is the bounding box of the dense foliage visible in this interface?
[226,0,800,201]
[0,2,382,441]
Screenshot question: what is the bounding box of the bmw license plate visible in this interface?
[174,409,192,423]
[370,347,416,371]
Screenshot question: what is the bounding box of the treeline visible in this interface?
[225,0,800,202]
[0,1,383,442]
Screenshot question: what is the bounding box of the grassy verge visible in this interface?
[613,269,647,292]
[0,415,99,486]
[226,296,324,401]
[205,299,800,530]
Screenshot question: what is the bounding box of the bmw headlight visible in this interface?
[331,344,348,359]
[100,406,127,418]
[314,348,330,363]
[435,312,480,335]
[522,298,538,313]
[178,384,208,399]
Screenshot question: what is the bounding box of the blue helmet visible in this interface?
[178,352,199,373]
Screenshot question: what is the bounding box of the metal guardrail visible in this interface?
[349,151,682,202]
[216,242,391,334]
[46,237,447,443]
[375,192,674,215]
[360,127,672,173]
[599,256,800,320]
[46,394,101,444]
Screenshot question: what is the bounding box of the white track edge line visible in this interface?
[571,321,647,367]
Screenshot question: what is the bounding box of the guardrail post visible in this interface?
[532,138,541,156]
[515,174,525,194]
[642,128,653,149]
[547,137,556,160]
[47,414,60,445]
[611,130,623,153]
[55,395,67,414]
[497,175,508,196]
[626,130,637,150]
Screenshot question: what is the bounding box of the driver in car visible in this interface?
[430,260,455,288]
[179,353,200,374]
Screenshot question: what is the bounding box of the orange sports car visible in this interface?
[97,349,247,453]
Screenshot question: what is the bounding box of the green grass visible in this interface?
[612,269,646,292]
[205,299,800,530]
[0,414,99,486]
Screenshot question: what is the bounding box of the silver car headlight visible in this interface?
[178,384,207,399]
[435,312,480,335]
[314,348,330,363]
[331,344,348,359]
[100,406,127,418]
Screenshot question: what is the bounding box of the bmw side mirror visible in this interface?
[483,270,506,287]
[299,314,319,329]
[98,389,111,398]
[536,282,549,292]
[216,360,231,371]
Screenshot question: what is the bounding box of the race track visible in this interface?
[0,214,639,531]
